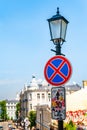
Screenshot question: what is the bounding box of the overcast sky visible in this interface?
[0,0,87,100]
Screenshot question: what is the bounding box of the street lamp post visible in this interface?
[47,8,69,130]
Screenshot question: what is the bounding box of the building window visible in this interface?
[8,106,10,109]
[42,93,45,99]
[37,93,40,99]
[30,104,32,110]
[11,106,13,109]
[29,93,32,100]
[48,93,51,101]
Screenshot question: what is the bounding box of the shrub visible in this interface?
[65,120,76,130]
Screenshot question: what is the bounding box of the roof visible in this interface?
[6,99,19,104]
[66,87,87,111]
[65,84,81,91]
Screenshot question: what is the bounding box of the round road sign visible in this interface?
[44,55,72,86]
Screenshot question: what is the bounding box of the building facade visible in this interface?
[19,76,81,121]
[20,76,51,119]
[6,100,19,120]
[36,105,51,130]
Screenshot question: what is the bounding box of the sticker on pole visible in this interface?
[44,55,72,86]
[51,87,66,120]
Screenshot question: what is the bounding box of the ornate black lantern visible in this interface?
[48,8,69,44]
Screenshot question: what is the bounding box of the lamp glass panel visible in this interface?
[50,20,61,40]
[61,20,67,41]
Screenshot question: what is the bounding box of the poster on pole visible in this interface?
[51,87,66,120]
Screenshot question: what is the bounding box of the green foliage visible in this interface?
[65,120,76,130]
[11,117,13,120]
[28,110,36,128]
[7,116,10,120]
[0,100,7,120]
[84,113,87,116]
[15,102,20,119]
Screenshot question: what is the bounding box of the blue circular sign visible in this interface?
[44,55,72,86]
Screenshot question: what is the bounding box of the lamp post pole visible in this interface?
[54,41,63,130]
[47,8,69,130]
[56,44,63,130]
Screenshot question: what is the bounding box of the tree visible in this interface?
[15,102,20,119]
[28,110,36,128]
[0,100,7,120]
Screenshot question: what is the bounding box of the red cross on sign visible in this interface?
[44,55,72,86]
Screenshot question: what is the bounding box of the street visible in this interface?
[0,121,23,130]
[0,121,8,130]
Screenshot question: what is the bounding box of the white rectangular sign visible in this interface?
[51,87,66,120]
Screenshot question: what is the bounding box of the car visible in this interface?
[8,123,12,128]
[0,126,3,130]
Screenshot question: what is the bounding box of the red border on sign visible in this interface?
[44,55,72,86]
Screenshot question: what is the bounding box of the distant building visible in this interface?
[65,83,81,94]
[36,105,51,130]
[19,76,82,120]
[19,76,51,119]
[6,99,19,120]
[15,92,20,101]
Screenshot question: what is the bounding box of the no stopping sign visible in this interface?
[44,55,72,86]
